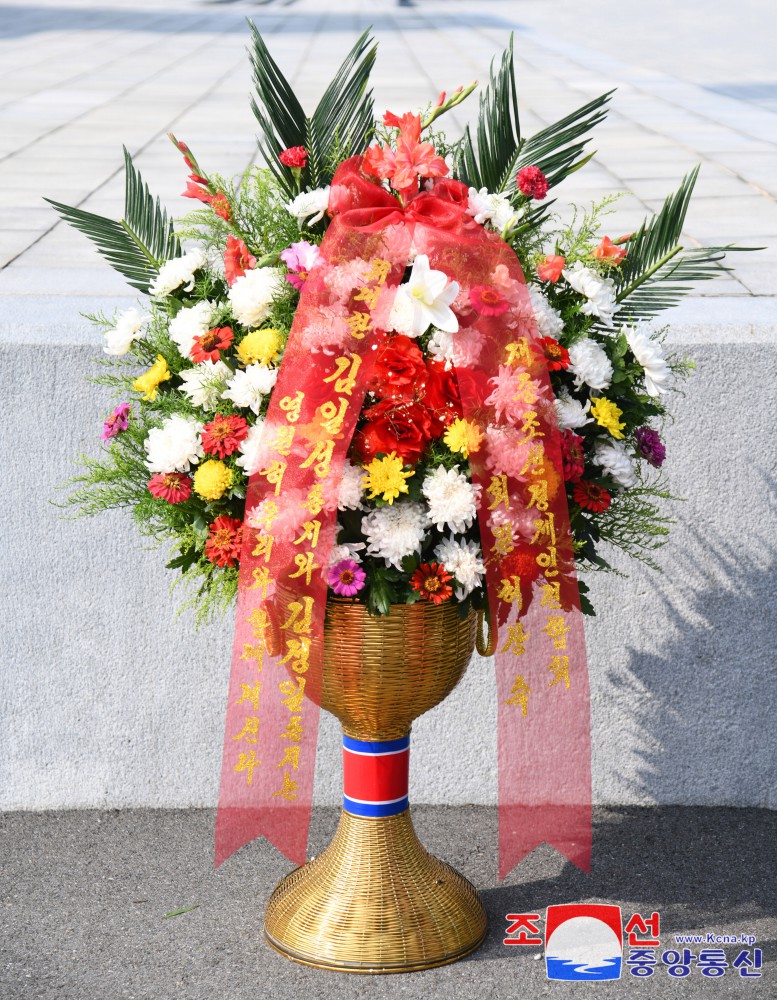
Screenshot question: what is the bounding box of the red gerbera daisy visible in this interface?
[190,326,234,364]
[469,284,509,316]
[537,336,570,371]
[573,480,612,513]
[147,472,192,504]
[201,414,249,458]
[205,515,243,568]
[409,562,453,604]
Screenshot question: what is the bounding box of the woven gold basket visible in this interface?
[263,597,488,973]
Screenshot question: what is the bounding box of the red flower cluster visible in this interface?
[191,326,234,364]
[205,515,243,568]
[363,110,448,197]
[201,414,249,458]
[516,165,549,200]
[410,562,453,604]
[537,336,570,371]
[147,472,192,504]
[560,430,585,482]
[224,235,256,286]
[573,480,612,513]
[356,336,462,462]
[279,146,307,169]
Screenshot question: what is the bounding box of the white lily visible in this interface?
[404,253,459,335]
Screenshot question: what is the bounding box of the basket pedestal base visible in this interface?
[263,808,488,973]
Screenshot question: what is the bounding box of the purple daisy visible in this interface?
[635,426,666,468]
[327,559,366,597]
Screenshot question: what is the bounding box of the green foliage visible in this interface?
[45,148,180,293]
[249,24,376,197]
[456,35,611,208]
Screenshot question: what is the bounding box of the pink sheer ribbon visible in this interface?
[215,156,591,877]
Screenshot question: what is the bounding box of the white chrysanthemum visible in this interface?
[287,186,330,228]
[626,326,672,396]
[554,390,592,430]
[222,364,278,414]
[433,536,485,598]
[568,338,613,391]
[427,327,455,368]
[421,465,481,534]
[328,541,366,567]
[168,300,214,359]
[338,460,365,510]
[528,286,564,339]
[235,420,266,475]
[149,249,206,298]
[594,439,639,488]
[362,502,431,570]
[103,307,147,355]
[144,415,204,473]
[178,359,231,410]
[562,261,617,326]
[466,186,518,232]
[403,254,459,335]
[228,267,282,328]
[386,285,417,336]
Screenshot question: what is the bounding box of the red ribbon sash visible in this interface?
[216,157,591,877]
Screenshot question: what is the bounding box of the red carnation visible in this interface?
[201,414,249,459]
[410,562,453,604]
[205,515,243,568]
[424,359,462,434]
[147,472,192,504]
[279,146,307,169]
[469,284,509,316]
[190,326,234,364]
[536,254,565,283]
[573,479,612,513]
[224,235,257,286]
[516,165,549,200]
[560,430,585,482]
[353,399,433,465]
[537,336,570,371]
[370,334,428,402]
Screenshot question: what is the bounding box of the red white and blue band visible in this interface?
[342,734,410,818]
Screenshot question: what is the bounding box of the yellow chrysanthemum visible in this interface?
[362,452,414,504]
[590,396,626,439]
[443,418,484,459]
[132,354,171,401]
[193,459,233,501]
[236,327,283,366]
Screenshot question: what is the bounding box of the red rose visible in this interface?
[353,399,433,465]
[370,334,428,402]
[279,146,307,169]
[424,360,462,434]
[516,165,549,200]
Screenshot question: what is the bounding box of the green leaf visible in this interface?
[45,148,180,293]
[249,24,376,197]
[161,905,199,920]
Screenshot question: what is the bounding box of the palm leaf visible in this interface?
[613,168,755,321]
[45,147,180,293]
[456,35,611,200]
[249,24,376,197]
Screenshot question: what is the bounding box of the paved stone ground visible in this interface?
[1,807,775,998]
[0,0,775,337]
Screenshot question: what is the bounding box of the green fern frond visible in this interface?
[249,24,376,197]
[45,148,180,293]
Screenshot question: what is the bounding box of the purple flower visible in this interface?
[102,402,131,442]
[280,240,320,290]
[635,426,666,468]
[327,558,366,597]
